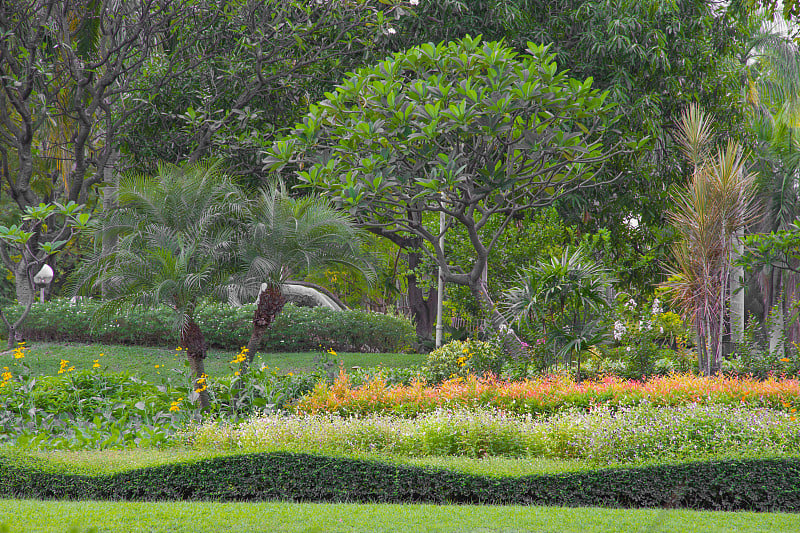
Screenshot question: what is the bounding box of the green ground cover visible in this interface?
[2,499,799,533]
[1,342,799,528]
[0,342,424,382]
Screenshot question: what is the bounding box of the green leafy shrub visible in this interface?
[2,451,800,511]
[0,299,415,353]
[422,338,505,383]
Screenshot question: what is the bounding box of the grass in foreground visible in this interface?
[0,342,422,382]
[2,499,799,533]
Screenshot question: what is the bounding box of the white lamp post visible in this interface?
[33,264,54,302]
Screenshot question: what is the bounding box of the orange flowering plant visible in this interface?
[294,371,800,417]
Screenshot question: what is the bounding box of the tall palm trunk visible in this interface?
[181,317,210,410]
[240,284,286,376]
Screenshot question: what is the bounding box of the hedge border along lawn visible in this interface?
[1,452,800,512]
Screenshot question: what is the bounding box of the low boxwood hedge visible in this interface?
[0,299,415,353]
[1,452,799,511]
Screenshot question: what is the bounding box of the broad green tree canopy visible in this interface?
[265,35,637,342]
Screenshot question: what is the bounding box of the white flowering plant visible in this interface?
[605,293,693,378]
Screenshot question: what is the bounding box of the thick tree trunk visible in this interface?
[181,317,210,410]
[14,261,34,308]
[240,284,286,376]
[406,250,437,346]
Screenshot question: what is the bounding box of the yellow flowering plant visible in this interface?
[423,338,505,383]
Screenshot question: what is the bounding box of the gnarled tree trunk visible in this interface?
[241,284,286,376]
[181,317,210,410]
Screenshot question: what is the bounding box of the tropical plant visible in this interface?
[663,105,759,375]
[265,36,635,355]
[222,185,374,376]
[0,202,91,348]
[502,246,614,379]
[72,161,245,409]
[739,21,800,353]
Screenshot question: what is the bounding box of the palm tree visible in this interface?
[502,246,614,379]
[743,25,800,353]
[223,185,374,376]
[74,160,244,409]
[663,105,758,375]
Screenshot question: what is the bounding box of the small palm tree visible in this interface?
[74,160,244,409]
[224,185,374,376]
[502,246,614,379]
[663,105,758,375]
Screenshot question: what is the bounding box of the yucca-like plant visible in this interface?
[663,105,758,375]
[223,185,374,376]
[73,160,245,409]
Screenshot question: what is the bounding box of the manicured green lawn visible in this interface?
[2,499,798,532]
[0,342,424,382]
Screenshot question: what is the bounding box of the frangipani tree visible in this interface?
[265,36,634,353]
[0,201,91,348]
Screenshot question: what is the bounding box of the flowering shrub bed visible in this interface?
[191,406,800,463]
[0,344,323,450]
[294,372,800,417]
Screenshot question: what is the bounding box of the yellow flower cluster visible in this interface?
[169,398,183,412]
[230,346,249,364]
[458,347,472,367]
[12,342,26,359]
[195,373,208,393]
[57,359,74,374]
[1,367,11,387]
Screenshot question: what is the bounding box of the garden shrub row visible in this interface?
[1,452,799,512]
[0,299,415,353]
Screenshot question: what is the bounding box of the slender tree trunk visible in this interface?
[469,277,526,359]
[240,284,286,376]
[100,151,120,300]
[711,270,728,375]
[697,318,709,377]
[1,295,35,349]
[730,229,745,346]
[181,317,210,410]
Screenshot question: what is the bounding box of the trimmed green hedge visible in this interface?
[1,452,799,511]
[0,299,415,353]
